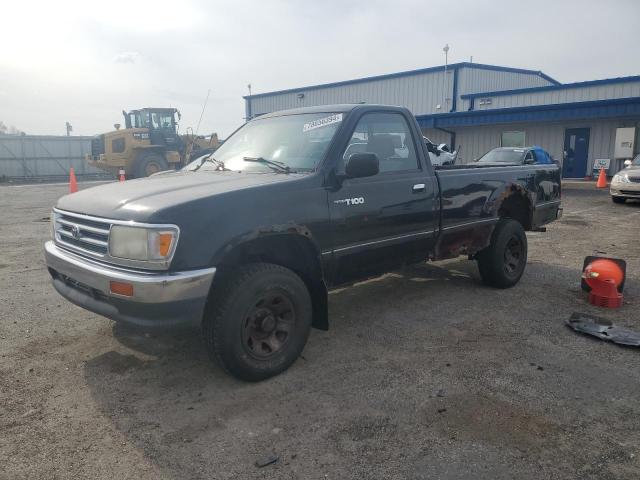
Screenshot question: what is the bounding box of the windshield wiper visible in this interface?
[192,153,228,172]
[243,156,291,173]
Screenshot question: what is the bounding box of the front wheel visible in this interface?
[202,263,312,381]
[476,219,528,288]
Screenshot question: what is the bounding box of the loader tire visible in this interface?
[134,152,169,178]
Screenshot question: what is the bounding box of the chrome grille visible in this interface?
[628,176,640,183]
[53,210,111,258]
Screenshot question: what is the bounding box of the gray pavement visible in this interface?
[1,182,639,479]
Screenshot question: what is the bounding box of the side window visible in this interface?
[525,150,535,163]
[343,113,419,174]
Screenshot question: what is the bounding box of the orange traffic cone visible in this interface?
[596,168,607,188]
[69,168,78,193]
[119,169,126,182]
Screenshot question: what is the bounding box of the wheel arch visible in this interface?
[212,232,329,331]
[492,185,533,231]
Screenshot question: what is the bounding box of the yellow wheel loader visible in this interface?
[86,108,221,178]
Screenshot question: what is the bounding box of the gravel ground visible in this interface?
[1,181,639,480]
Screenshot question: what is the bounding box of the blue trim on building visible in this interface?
[243,62,559,100]
[416,97,640,128]
[468,98,476,111]
[450,67,459,112]
[461,75,640,100]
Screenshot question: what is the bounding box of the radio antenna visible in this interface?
[195,89,211,136]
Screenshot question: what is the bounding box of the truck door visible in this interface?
[328,111,438,283]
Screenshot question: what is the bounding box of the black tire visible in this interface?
[202,263,312,381]
[133,152,169,178]
[476,219,528,289]
[612,196,626,204]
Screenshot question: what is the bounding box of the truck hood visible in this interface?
[56,170,301,221]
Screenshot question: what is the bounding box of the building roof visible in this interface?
[244,62,560,99]
[461,75,640,99]
[416,96,640,129]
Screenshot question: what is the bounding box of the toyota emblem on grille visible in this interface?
[71,225,81,240]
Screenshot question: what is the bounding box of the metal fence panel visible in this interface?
[0,135,111,181]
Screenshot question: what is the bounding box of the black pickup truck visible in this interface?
[45,104,561,380]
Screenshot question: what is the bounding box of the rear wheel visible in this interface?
[612,196,626,204]
[202,263,312,381]
[133,152,169,178]
[476,219,528,288]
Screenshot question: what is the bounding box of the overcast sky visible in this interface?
[1,0,639,137]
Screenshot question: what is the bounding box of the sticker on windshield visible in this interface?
[303,113,343,132]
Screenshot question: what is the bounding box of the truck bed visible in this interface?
[433,163,561,258]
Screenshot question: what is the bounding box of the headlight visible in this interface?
[50,211,57,239]
[109,225,178,262]
[612,173,629,183]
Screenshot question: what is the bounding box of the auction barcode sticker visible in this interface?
[303,113,343,132]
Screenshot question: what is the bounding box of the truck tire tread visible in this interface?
[476,218,528,289]
[202,262,312,381]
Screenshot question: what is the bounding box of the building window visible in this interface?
[501,131,525,147]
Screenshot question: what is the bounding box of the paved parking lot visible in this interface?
[1,182,639,479]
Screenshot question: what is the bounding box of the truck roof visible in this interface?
[258,104,407,118]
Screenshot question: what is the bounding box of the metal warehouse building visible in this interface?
[244,62,640,177]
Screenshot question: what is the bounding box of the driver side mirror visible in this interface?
[345,153,379,178]
[624,159,632,167]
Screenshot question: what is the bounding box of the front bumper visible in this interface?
[611,183,640,198]
[44,241,216,328]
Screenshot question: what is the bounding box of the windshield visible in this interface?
[127,111,149,129]
[150,111,174,130]
[632,154,640,166]
[184,112,343,173]
[478,148,525,164]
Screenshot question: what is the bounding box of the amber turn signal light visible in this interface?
[158,233,174,257]
[110,281,134,297]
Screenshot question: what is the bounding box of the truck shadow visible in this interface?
[81,258,638,479]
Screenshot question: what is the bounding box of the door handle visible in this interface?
[412,183,426,193]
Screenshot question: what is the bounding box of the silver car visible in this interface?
[611,155,640,203]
